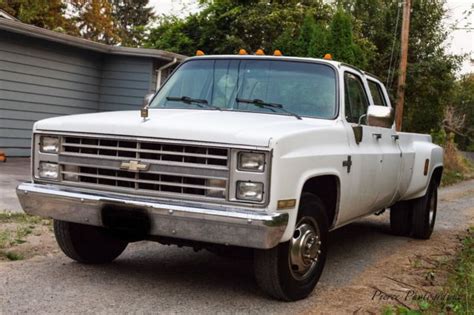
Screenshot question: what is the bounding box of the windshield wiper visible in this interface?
[235,98,302,120]
[166,96,221,110]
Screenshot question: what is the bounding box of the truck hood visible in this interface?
[34,109,335,147]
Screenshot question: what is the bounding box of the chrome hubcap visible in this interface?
[289,218,321,280]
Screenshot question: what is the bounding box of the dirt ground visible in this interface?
[0,180,472,314]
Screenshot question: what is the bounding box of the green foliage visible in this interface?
[338,0,460,133]
[431,128,447,146]
[111,0,155,47]
[452,74,474,150]
[329,9,356,64]
[2,251,24,261]
[146,0,334,56]
[0,0,75,33]
[1,0,155,46]
[428,227,474,314]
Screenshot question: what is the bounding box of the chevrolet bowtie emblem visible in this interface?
[120,160,150,172]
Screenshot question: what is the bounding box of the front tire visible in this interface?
[54,220,128,264]
[254,193,328,301]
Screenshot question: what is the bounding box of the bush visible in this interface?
[440,132,473,186]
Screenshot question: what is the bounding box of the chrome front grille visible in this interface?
[58,135,229,201]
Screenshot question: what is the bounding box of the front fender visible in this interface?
[278,168,342,243]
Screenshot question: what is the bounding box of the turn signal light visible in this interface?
[196,50,205,56]
[277,199,296,210]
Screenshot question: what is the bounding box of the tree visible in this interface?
[338,0,459,133]
[451,74,474,150]
[0,0,76,33]
[68,0,121,44]
[111,0,155,47]
[145,0,333,55]
[329,9,356,64]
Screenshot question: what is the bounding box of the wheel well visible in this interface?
[302,175,339,227]
[432,167,443,186]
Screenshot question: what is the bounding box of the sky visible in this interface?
[149,0,473,74]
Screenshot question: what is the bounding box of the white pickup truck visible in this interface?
[17,55,443,301]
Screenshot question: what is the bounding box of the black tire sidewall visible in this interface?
[390,201,412,236]
[54,220,128,264]
[412,181,438,239]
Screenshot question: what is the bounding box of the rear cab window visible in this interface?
[367,78,390,107]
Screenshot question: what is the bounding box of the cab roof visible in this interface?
[186,54,342,68]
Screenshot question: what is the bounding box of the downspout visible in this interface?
[156,57,178,90]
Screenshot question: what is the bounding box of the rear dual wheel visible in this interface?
[390,180,438,239]
[254,193,328,301]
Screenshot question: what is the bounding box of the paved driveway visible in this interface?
[0,179,473,313]
[0,158,30,212]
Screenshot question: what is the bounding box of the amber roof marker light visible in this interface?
[255,49,265,55]
[273,50,283,56]
[195,50,205,56]
[238,49,248,55]
[323,53,333,60]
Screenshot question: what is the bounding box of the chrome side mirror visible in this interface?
[367,105,394,128]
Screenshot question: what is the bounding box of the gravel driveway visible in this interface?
[0,159,473,313]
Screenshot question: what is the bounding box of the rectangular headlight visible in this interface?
[40,136,59,153]
[39,162,59,180]
[238,152,265,172]
[236,181,263,202]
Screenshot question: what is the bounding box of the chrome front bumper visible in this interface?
[16,183,288,249]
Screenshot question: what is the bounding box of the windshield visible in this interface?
[150,59,337,119]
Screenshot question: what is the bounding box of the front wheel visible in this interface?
[254,193,328,301]
[54,220,128,264]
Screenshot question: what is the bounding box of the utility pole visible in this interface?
[395,0,411,131]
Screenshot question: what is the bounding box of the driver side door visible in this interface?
[340,70,384,222]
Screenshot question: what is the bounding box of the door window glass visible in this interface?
[344,72,369,124]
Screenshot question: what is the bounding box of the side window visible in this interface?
[368,80,387,106]
[344,72,369,124]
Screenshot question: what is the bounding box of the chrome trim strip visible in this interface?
[17,183,287,249]
[35,130,270,150]
[62,143,228,160]
[61,171,226,191]
[59,154,229,172]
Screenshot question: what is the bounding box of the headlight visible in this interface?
[236,181,263,202]
[238,152,265,172]
[206,179,226,198]
[39,162,59,180]
[40,136,59,153]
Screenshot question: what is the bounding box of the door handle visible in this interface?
[391,134,399,141]
[372,133,382,140]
